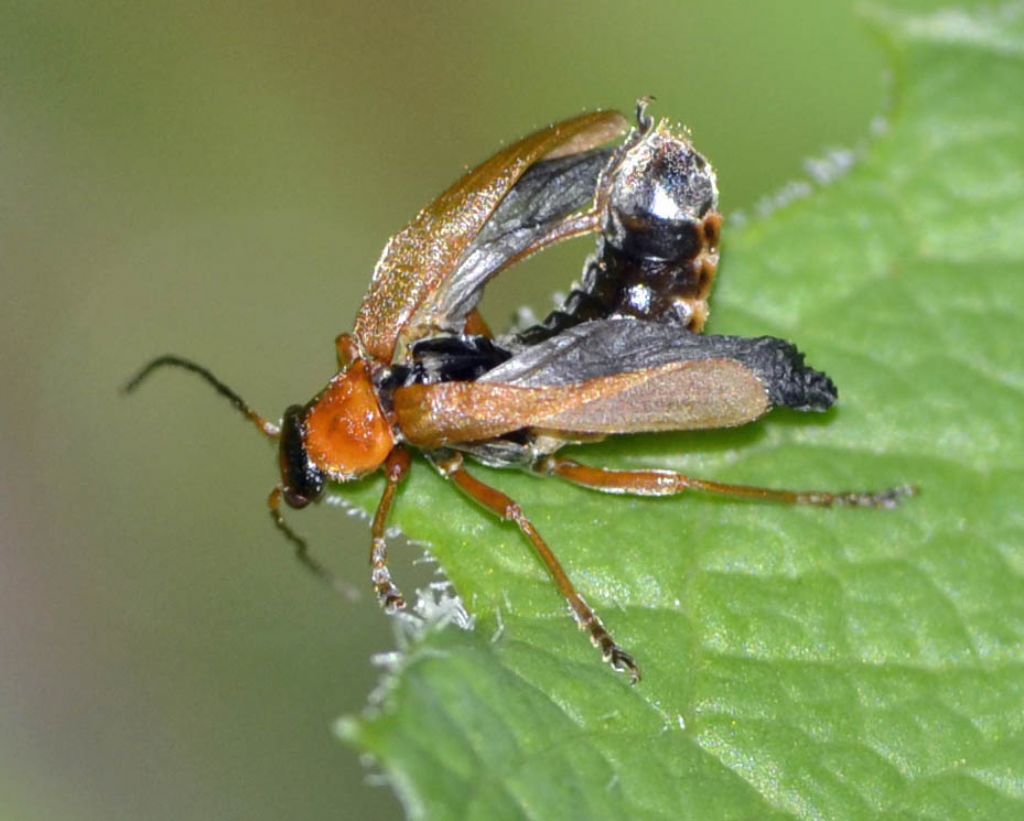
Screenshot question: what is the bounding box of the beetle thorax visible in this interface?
[303,360,396,481]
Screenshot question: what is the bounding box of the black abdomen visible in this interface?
[515,121,722,346]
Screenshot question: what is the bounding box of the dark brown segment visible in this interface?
[517,211,722,341]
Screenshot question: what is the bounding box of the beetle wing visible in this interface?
[394,319,837,449]
[394,360,770,449]
[354,111,628,363]
[422,146,617,333]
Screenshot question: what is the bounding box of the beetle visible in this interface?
[126,102,912,682]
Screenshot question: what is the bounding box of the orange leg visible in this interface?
[538,457,916,509]
[267,488,357,599]
[370,448,413,612]
[433,452,639,683]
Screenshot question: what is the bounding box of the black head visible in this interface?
[606,126,719,262]
[278,404,325,509]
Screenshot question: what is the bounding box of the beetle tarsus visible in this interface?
[787,484,918,508]
[587,615,641,684]
[369,448,412,613]
[371,537,407,611]
[801,483,918,509]
[607,645,641,685]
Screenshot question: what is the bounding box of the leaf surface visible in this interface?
[338,3,1024,817]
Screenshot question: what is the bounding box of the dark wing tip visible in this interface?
[746,337,838,413]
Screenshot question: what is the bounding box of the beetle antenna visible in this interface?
[123,354,280,439]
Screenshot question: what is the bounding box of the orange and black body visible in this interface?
[127,103,912,681]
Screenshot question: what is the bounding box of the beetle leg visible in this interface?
[539,457,916,509]
[267,488,358,599]
[370,447,413,612]
[431,451,640,683]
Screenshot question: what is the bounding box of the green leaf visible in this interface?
[338,2,1024,817]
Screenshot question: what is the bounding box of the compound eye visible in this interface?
[278,404,325,509]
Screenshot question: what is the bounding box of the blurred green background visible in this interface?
[1,2,885,818]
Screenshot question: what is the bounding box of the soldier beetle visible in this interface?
[127,102,913,682]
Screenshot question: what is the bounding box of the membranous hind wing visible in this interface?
[393,318,837,449]
[425,145,619,334]
[354,111,629,362]
[515,118,723,346]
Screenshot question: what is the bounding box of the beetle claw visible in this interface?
[606,645,641,685]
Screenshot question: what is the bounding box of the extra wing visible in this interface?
[353,111,629,363]
[422,146,617,334]
[393,318,837,449]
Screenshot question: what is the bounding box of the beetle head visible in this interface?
[606,124,719,263]
[278,404,326,509]
[278,360,395,508]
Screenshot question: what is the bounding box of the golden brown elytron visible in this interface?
[127,103,912,682]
